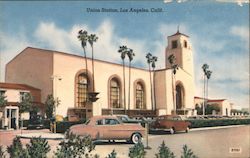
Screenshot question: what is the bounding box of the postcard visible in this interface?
[0,1,249,158]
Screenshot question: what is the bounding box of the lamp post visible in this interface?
[51,75,62,133]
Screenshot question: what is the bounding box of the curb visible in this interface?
[190,124,246,131]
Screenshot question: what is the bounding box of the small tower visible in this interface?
[165,30,194,76]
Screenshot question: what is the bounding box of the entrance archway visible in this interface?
[176,83,185,110]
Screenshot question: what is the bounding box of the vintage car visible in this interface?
[116,115,142,125]
[150,115,191,134]
[69,115,145,144]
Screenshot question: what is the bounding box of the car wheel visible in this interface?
[185,127,190,133]
[131,133,142,144]
[169,128,175,134]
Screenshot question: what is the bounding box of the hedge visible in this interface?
[189,118,250,128]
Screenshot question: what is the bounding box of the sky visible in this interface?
[0,0,249,109]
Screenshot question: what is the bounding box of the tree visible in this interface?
[78,30,89,103]
[88,34,98,92]
[54,130,99,158]
[205,104,220,115]
[106,150,117,158]
[151,56,157,112]
[127,48,135,111]
[205,70,212,108]
[118,45,128,113]
[0,145,6,158]
[168,54,179,114]
[26,137,51,158]
[181,145,198,158]
[19,93,33,115]
[202,63,209,115]
[128,142,146,158]
[7,137,29,158]
[155,141,175,158]
[0,93,7,108]
[146,53,153,111]
[45,94,60,119]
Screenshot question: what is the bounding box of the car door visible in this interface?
[173,116,186,131]
[102,118,126,139]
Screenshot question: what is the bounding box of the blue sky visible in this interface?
[0,0,249,109]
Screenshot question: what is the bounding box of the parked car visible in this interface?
[116,115,143,125]
[150,115,191,134]
[27,114,44,129]
[69,115,145,144]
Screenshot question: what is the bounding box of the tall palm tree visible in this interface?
[118,45,128,113]
[168,54,179,114]
[146,53,153,111]
[205,70,212,112]
[78,30,89,118]
[88,34,98,92]
[127,48,135,111]
[78,30,89,85]
[151,56,157,112]
[202,63,209,115]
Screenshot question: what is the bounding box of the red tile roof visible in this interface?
[207,99,226,102]
[0,82,40,91]
[168,31,189,38]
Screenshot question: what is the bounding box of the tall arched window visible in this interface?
[110,78,121,108]
[135,82,145,109]
[176,83,184,109]
[77,73,88,107]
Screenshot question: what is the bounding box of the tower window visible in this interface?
[184,40,187,48]
[172,40,178,49]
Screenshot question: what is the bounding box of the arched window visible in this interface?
[176,84,184,109]
[135,82,145,109]
[110,78,121,108]
[77,73,88,107]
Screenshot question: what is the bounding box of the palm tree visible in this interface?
[127,48,135,111]
[151,56,157,112]
[78,30,89,87]
[88,34,98,92]
[118,45,128,113]
[205,70,212,111]
[168,54,179,114]
[202,63,209,115]
[146,53,153,111]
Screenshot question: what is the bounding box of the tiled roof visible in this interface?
[207,99,226,102]
[0,82,40,91]
[168,31,189,38]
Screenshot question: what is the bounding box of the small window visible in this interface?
[96,119,104,125]
[105,119,120,125]
[172,40,178,49]
[184,40,187,48]
[20,92,29,102]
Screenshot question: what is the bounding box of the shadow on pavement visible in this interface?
[94,140,132,145]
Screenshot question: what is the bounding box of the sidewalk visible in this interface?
[17,132,64,140]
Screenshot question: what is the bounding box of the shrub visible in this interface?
[189,119,250,128]
[181,145,198,158]
[0,145,6,158]
[54,130,99,158]
[128,142,146,158]
[155,141,175,158]
[26,137,50,158]
[106,150,117,158]
[7,137,29,158]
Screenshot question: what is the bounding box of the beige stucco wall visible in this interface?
[5,48,53,102]
[208,100,231,116]
[0,89,23,102]
[53,52,153,116]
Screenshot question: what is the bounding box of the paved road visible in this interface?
[93,125,250,158]
[1,126,249,158]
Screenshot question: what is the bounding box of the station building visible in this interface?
[4,31,196,120]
